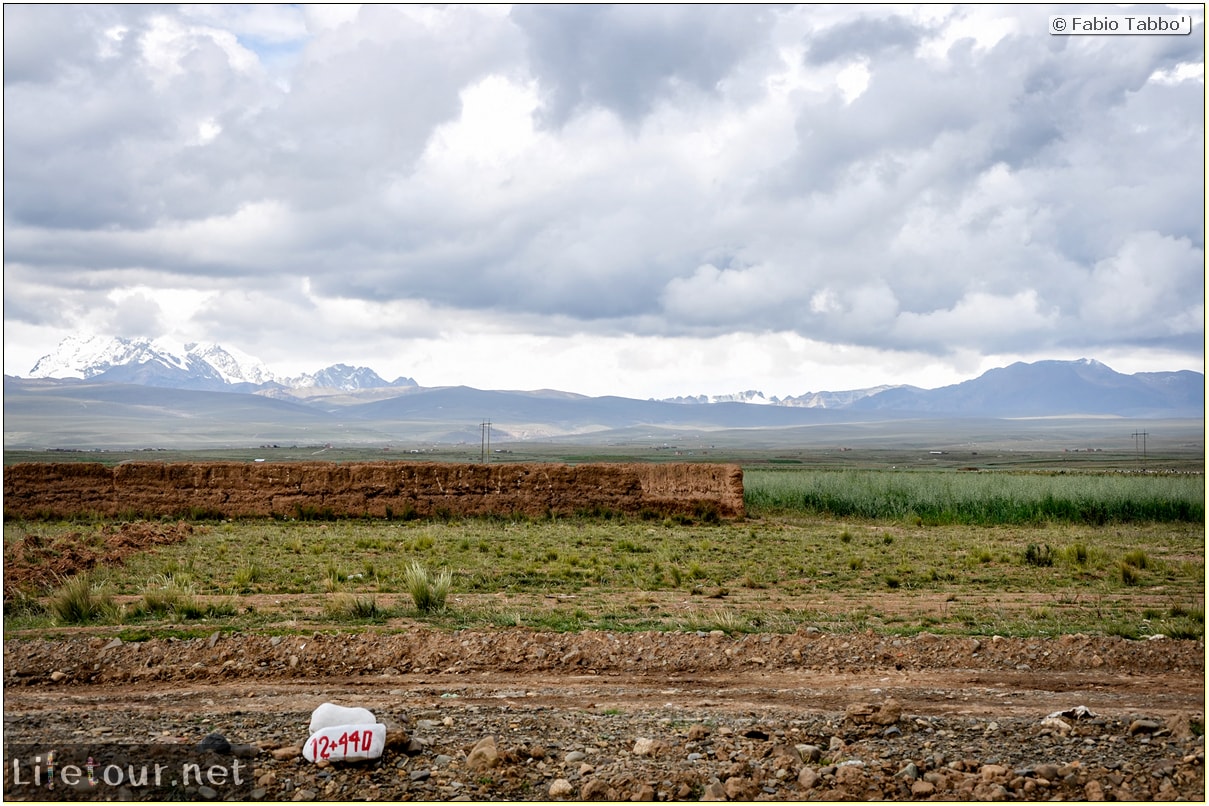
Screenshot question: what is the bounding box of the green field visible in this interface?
[746,468,1204,525]
[4,464,1203,641]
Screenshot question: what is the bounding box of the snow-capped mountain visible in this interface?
[664,385,902,409]
[287,364,415,390]
[662,390,777,405]
[25,336,414,392]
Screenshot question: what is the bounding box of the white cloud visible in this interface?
[3,4,1203,398]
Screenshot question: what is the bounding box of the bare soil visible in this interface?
[4,628,1204,801]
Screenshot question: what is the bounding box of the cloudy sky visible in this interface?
[4,4,1204,399]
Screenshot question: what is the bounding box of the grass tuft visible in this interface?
[49,573,116,625]
[403,562,452,613]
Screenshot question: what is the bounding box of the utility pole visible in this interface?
[1132,430,1148,466]
[480,420,491,463]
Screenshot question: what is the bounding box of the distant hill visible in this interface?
[7,345,1203,450]
[850,359,1203,417]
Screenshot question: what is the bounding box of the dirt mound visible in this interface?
[3,461,744,521]
[3,521,194,597]
[4,629,1204,687]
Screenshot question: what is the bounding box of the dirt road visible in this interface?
[4,629,1204,801]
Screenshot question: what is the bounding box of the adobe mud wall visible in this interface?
[3,462,745,521]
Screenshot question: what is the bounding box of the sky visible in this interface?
[3,4,1205,399]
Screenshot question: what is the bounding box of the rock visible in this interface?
[382,719,410,751]
[581,779,612,801]
[632,783,656,801]
[724,776,754,799]
[564,750,587,764]
[1128,719,1163,735]
[466,736,500,771]
[230,743,259,759]
[632,737,658,756]
[798,767,819,789]
[980,763,1009,782]
[271,745,302,760]
[896,762,919,780]
[549,778,574,797]
[1085,779,1105,800]
[50,671,68,683]
[911,779,935,796]
[1034,763,1060,781]
[102,637,123,651]
[829,735,845,752]
[1039,717,1071,735]
[304,723,386,762]
[308,703,376,735]
[198,785,218,799]
[699,781,727,801]
[207,631,220,649]
[845,698,901,726]
[796,743,823,762]
[197,733,231,754]
[687,724,710,741]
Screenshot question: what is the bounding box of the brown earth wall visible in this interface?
[2,462,744,520]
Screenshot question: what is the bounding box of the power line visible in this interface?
[480,420,491,463]
[1131,430,1148,465]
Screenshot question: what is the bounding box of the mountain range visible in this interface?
[26,335,417,392]
[4,335,1203,449]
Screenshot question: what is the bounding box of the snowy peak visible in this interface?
[28,334,167,379]
[663,386,902,409]
[663,390,775,405]
[25,336,414,392]
[288,364,417,391]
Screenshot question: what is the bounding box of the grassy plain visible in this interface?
[4,457,1203,641]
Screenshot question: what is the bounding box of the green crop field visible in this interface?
[744,468,1204,525]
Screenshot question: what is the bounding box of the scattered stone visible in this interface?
[1128,719,1163,735]
[632,737,658,756]
[845,698,901,726]
[466,735,500,771]
[549,778,574,797]
[197,785,218,799]
[700,781,727,801]
[271,745,302,760]
[197,733,231,754]
[50,671,67,683]
[581,779,612,801]
[1040,717,1072,735]
[797,744,823,762]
